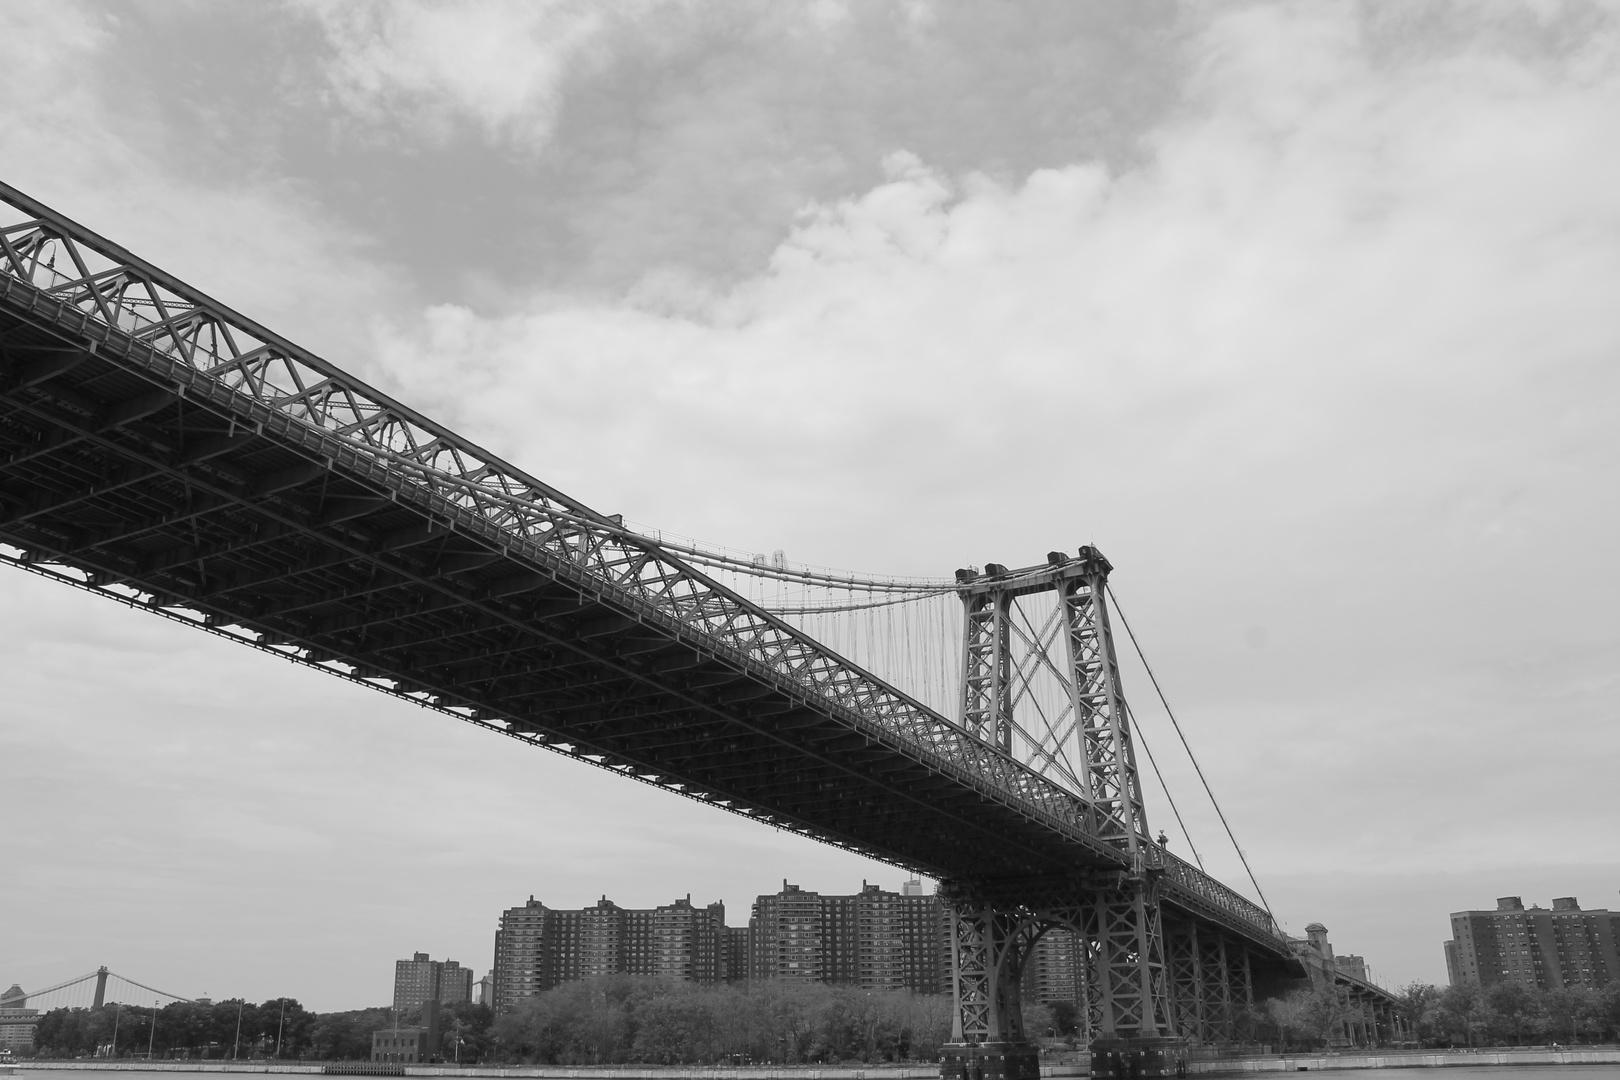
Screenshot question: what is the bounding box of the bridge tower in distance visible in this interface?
[941,547,1189,1080]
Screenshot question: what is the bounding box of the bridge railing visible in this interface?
[0,182,1134,870]
[1158,849,1288,948]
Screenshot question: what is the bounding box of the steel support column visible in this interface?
[960,588,1014,753]
[1198,932,1234,1040]
[940,892,1043,1080]
[1165,921,1207,1043]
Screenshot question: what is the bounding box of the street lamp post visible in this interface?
[234,1001,243,1060]
[147,1001,158,1060]
[111,1003,123,1058]
[275,999,287,1058]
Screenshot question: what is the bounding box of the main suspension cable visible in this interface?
[1108,583,1276,924]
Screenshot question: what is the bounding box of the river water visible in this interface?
[12,1068,1620,1080]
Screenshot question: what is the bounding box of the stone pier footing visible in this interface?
[1089,1036,1190,1080]
[939,1041,1041,1080]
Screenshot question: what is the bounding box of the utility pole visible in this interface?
[111,1003,122,1057]
[233,1001,243,1060]
[275,999,286,1058]
[147,1000,157,1060]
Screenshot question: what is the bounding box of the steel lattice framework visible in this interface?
[0,182,1306,1071]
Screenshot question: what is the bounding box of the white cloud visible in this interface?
[295,0,639,149]
[5,0,1619,999]
[365,3,1620,888]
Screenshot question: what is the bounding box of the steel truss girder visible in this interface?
[0,180,1290,956]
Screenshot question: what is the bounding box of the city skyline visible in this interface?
[4,1,1618,1013]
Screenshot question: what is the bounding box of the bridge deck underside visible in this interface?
[0,301,1129,885]
[0,255,1289,963]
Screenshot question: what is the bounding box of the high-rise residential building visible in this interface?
[492,897,553,1011]
[1445,896,1620,990]
[439,960,473,1004]
[395,953,436,1011]
[394,953,474,1011]
[719,925,750,984]
[1021,929,1084,1007]
[749,880,944,993]
[490,894,731,1012]
[751,882,828,983]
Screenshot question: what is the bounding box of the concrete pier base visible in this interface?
[1089,1037,1189,1079]
[939,1041,1042,1080]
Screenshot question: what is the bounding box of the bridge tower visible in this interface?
[93,966,109,1009]
[942,547,1181,1080]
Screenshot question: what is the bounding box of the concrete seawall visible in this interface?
[1190,1048,1620,1073]
[17,1048,1620,1078]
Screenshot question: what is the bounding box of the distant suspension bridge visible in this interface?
[1,968,193,1012]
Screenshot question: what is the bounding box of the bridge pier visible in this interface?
[939,894,1043,1080]
[939,874,1194,1080]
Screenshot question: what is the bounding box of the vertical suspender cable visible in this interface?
[1125,706,1207,871]
[1107,583,1277,925]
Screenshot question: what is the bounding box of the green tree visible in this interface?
[1297,984,1350,1048]
[1435,983,1487,1047]
[1543,986,1599,1043]
[1484,981,1544,1045]
[1393,981,1442,1046]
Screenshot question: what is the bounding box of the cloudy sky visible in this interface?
[3,0,1618,1010]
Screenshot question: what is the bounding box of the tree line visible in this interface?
[26,979,959,1064]
[34,976,1620,1062]
[488,977,956,1065]
[29,998,493,1061]
[1392,980,1620,1047]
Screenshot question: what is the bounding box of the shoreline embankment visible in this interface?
[12,1047,1620,1077]
[1188,1048,1620,1073]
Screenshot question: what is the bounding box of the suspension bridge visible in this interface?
[0,180,1398,1077]
[0,968,192,1011]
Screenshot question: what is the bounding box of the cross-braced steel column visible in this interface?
[1198,932,1234,1040]
[940,891,1047,1080]
[949,549,1182,1080]
[961,587,1014,753]
[1056,550,1148,847]
[1081,874,1172,1042]
[1166,922,1208,1043]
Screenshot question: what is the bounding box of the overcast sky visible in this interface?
[3,0,1618,1011]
